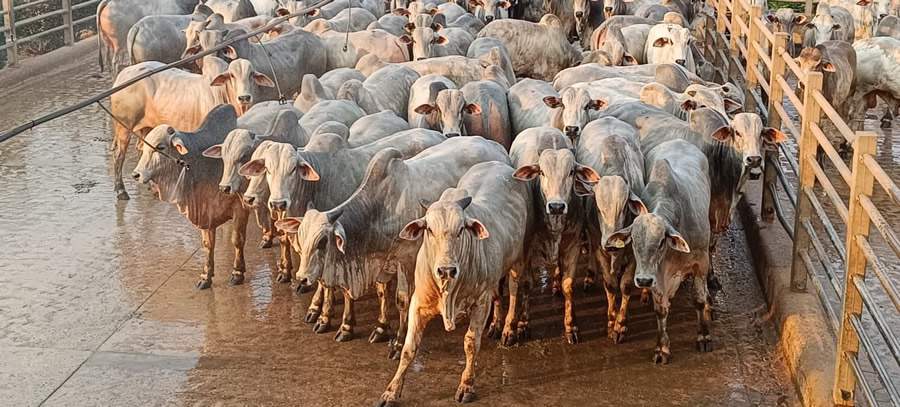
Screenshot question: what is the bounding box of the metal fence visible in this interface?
[0,0,100,66]
[701,0,900,404]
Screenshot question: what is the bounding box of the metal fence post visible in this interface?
[62,0,74,45]
[743,5,762,113]
[833,131,877,406]
[789,71,823,292]
[1,0,16,66]
[761,32,790,223]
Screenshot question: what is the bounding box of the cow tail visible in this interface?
[96,0,108,72]
[126,24,137,66]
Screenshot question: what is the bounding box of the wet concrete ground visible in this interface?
[0,43,796,406]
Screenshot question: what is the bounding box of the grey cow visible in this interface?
[605,139,712,364]
[126,15,191,65]
[337,64,422,118]
[131,105,250,289]
[378,161,534,405]
[291,137,510,359]
[477,15,582,81]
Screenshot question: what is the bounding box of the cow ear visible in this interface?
[724,98,743,113]
[652,37,671,47]
[414,103,436,114]
[222,46,238,60]
[499,0,512,8]
[333,222,347,253]
[575,164,601,185]
[239,158,267,177]
[296,161,320,181]
[463,103,481,114]
[202,144,223,158]
[856,0,870,5]
[542,96,562,108]
[399,34,413,44]
[404,22,415,32]
[574,181,594,196]
[306,8,320,16]
[211,72,232,87]
[681,99,698,111]
[466,218,490,239]
[822,62,836,72]
[623,53,637,65]
[274,217,303,234]
[762,127,786,145]
[171,136,189,155]
[587,98,606,110]
[468,0,481,7]
[666,226,690,253]
[710,126,733,141]
[252,72,276,87]
[183,45,201,57]
[392,8,410,16]
[276,7,290,16]
[427,7,439,15]
[418,199,431,211]
[765,14,778,23]
[512,164,541,181]
[605,225,633,250]
[628,192,648,215]
[433,35,448,45]
[831,23,841,30]
[431,22,443,31]
[399,218,427,240]
[794,15,808,25]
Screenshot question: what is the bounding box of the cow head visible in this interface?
[204,129,255,195]
[281,209,336,287]
[724,113,786,173]
[647,24,694,70]
[414,88,481,137]
[796,45,837,74]
[594,175,647,254]
[546,87,607,141]
[807,12,841,45]
[210,59,275,115]
[399,26,449,60]
[603,0,626,18]
[606,211,690,289]
[276,2,321,26]
[470,0,512,24]
[239,143,319,214]
[513,148,599,232]
[400,195,489,331]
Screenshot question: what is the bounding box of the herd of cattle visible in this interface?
[94,0,898,402]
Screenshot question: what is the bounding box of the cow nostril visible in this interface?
[547,202,567,215]
[238,95,251,103]
[746,156,762,168]
[132,172,140,180]
[270,200,287,211]
[564,126,580,135]
[575,11,583,18]
[445,133,460,138]
[416,57,426,61]
[219,185,232,194]
[245,196,256,205]
[635,277,654,288]
[675,59,686,66]
[438,266,458,279]
[485,16,493,22]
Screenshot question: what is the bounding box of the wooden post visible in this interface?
[743,5,762,113]
[805,0,815,16]
[1,0,16,66]
[717,0,727,34]
[832,131,877,406]
[730,0,741,57]
[62,0,74,46]
[789,71,823,292]
[761,31,790,223]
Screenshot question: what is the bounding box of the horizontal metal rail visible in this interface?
[855,232,900,313]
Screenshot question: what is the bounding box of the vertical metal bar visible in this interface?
[762,31,791,223]
[743,5,762,113]
[62,0,74,46]
[833,132,877,406]
[1,0,16,66]
[789,71,823,292]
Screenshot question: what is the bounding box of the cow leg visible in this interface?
[485,277,504,340]
[305,283,325,323]
[335,289,355,342]
[500,269,521,346]
[369,281,393,343]
[694,264,714,353]
[456,293,490,404]
[560,239,580,344]
[652,298,671,364]
[612,260,636,344]
[256,206,274,249]
[603,280,618,342]
[276,228,293,283]
[516,267,534,342]
[390,269,411,360]
[113,122,130,201]
[377,296,435,406]
[313,286,334,333]
[230,206,249,286]
[197,228,216,289]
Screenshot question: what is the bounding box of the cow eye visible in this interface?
[156,144,166,151]
[316,237,327,249]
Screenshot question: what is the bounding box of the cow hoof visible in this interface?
[881,119,892,129]
[296,282,315,295]
[707,274,722,293]
[565,327,579,344]
[516,324,530,342]
[583,276,595,292]
[610,329,626,344]
[368,325,392,344]
[196,279,212,290]
[275,272,291,284]
[334,328,353,342]
[388,340,402,360]
[653,349,670,364]
[485,323,501,340]
[116,190,130,201]
[696,336,713,352]
[454,386,476,403]
[258,238,273,249]
[500,330,517,347]
[229,273,245,286]
[313,318,331,334]
[304,309,321,324]
[375,394,399,407]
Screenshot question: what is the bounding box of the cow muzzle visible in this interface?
[564,126,580,138]
[675,59,686,66]
[445,132,460,138]
[485,15,494,23]
[243,195,257,206]
[269,200,288,211]
[547,201,567,215]
[219,184,233,194]
[635,276,655,288]
[745,156,762,168]
[574,11,583,18]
